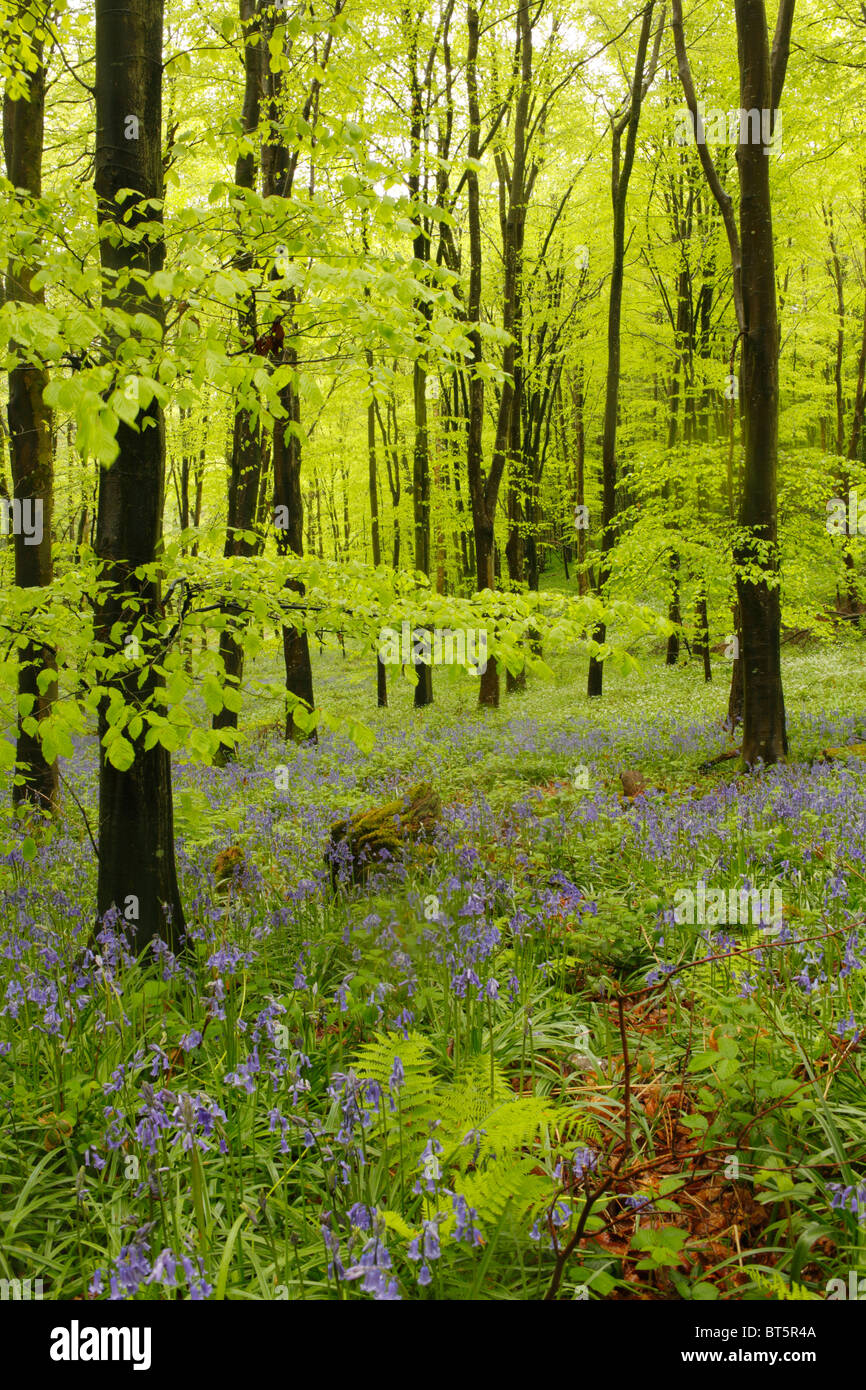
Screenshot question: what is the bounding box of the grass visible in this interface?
[2,640,866,1300]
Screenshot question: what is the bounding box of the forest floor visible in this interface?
[3,641,866,1300]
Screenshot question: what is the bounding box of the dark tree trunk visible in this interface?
[405,22,434,709]
[94,0,185,950]
[840,256,866,619]
[367,355,388,707]
[192,424,205,554]
[574,366,588,595]
[667,552,682,666]
[412,359,433,707]
[727,605,744,728]
[261,5,328,744]
[664,263,689,667]
[466,0,538,708]
[213,0,265,754]
[673,0,792,764]
[732,0,787,764]
[505,366,527,693]
[694,587,712,682]
[4,40,57,814]
[465,3,497,707]
[272,339,316,741]
[588,2,658,699]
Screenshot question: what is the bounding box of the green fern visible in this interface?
[751,1269,822,1301]
[350,1032,600,1231]
[437,1053,512,1139]
[455,1160,551,1223]
[351,1030,439,1128]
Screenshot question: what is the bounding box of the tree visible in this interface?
[93,0,185,949]
[587,0,663,699]
[213,0,267,755]
[465,0,542,707]
[260,0,349,742]
[4,15,57,813]
[673,0,794,764]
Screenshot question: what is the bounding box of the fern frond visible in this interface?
[454,1162,551,1223]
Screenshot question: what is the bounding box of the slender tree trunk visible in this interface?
[505,368,527,692]
[732,0,787,763]
[665,264,689,666]
[824,213,859,616]
[272,327,316,741]
[367,353,387,707]
[412,359,433,706]
[192,422,205,555]
[693,584,712,682]
[840,247,866,621]
[673,0,791,762]
[4,37,57,814]
[573,366,588,595]
[726,603,744,727]
[466,0,537,707]
[261,7,321,743]
[406,21,434,708]
[94,0,185,950]
[666,551,682,665]
[465,3,498,706]
[213,0,265,755]
[588,3,657,697]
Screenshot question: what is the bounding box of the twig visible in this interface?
[616,991,632,1157]
[56,768,99,861]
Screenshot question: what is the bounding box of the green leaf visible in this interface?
[202,676,224,715]
[106,736,135,772]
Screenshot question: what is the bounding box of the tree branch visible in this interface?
[671,0,744,330]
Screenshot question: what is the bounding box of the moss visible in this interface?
[328,782,441,886]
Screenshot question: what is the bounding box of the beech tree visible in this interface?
[673,0,794,764]
[4,15,56,812]
[212,0,267,754]
[587,0,663,699]
[93,0,185,948]
[259,0,347,743]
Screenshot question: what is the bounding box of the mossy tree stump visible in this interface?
[328,782,441,886]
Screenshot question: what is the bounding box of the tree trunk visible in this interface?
[664,263,689,667]
[412,359,433,707]
[261,8,319,744]
[694,586,711,682]
[588,3,657,698]
[367,355,388,707]
[505,365,527,693]
[405,21,434,709]
[273,347,316,741]
[465,3,498,707]
[94,0,185,950]
[673,0,791,763]
[666,552,682,666]
[732,0,787,764]
[4,39,57,814]
[574,366,588,595]
[466,0,537,708]
[213,0,265,755]
[726,604,744,728]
